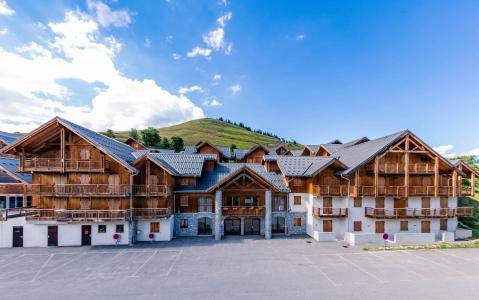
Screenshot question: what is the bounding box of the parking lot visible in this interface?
[0,236,479,299]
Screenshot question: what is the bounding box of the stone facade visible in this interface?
[286,212,307,235]
[174,212,215,237]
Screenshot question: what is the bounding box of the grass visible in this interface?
[363,240,479,251]
[458,194,479,238]
[115,118,304,149]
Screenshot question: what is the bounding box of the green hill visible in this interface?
[115,118,302,149]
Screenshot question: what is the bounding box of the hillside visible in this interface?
[116,118,302,149]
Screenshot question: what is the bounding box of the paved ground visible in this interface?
[0,236,478,299]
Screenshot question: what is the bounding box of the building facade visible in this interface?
[0,117,475,247]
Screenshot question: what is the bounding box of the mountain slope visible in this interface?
[116,118,301,149]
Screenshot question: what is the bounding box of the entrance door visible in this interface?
[81,225,92,246]
[421,221,431,233]
[244,218,261,235]
[224,218,241,235]
[272,216,285,234]
[12,226,23,247]
[48,226,58,246]
[197,217,212,235]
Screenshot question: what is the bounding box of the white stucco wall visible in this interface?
[393,232,436,245]
[91,222,129,246]
[288,193,310,213]
[136,216,173,242]
[58,224,82,246]
[0,217,48,248]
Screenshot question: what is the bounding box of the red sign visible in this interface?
[383,233,389,240]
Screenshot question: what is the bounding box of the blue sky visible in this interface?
[0,0,478,156]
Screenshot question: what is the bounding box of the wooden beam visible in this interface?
[374,156,379,198]
[471,173,476,197]
[452,170,458,197]
[434,156,439,197]
[405,135,409,197]
[60,127,65,173]
[146,158,150,198]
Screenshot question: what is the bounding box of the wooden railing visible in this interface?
[366,163,435,174]
[312,185,349,196]
[312,207,348,218]
[29,184,130,197]
[132,185,170,196]
[0,184,26,195]
[364,207,474,219]
[352,186,454,196]
[23,158,104,172]
[0,208,26,221]
[460,186,472,196]
[129,208,171,220]
[24,209,127,222]
[222,206,265,216]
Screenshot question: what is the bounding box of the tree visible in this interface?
[104,129,115,138]
[129,128,139,140]
[171,136,184,152]
[230,144,237,154]
[161,137,170,149]
[141,127,161,147]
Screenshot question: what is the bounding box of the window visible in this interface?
[375,221,385,234]
[198,197,213,212]
[226,196,240,207]
[354,197,362,207]
[150,222,160,233]
[180,219,188,229]
[98,225,107,233]
[8,197,15,209]
[293,196,302,206]
[323,220,333,232]
[440,219,448,231]
[245,196,258,207]
[16,196,23,208]
[116,224,124,233]
[293,217,302,227]
[180,196,189,207]
[273,196,286,211]
[353,221,362,232]
[400,221,408,231]
[26,196,32,207]
[0,196,6,208]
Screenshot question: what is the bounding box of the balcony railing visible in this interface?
[132,185,170,196]
[129,208,171,220]
[23,158,104,172]
[0,208,26,221]
[352,186,454,197]
[29,184,130,197]
[222,206,265,216]
[366,163,436,174]
[24,209,127,222]
[312,207,348,218]
[312,185,349,196]
[0,184,26,195]
[364,207,474,219]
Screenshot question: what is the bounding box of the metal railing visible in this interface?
[222,206,265,216]
[364,207,474,219]
[312,207,348,218]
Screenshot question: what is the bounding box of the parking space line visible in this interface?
[404,251,466,276]
[37,253,85,279]
[31,254,54,282]
[302,255,342,287]
[337,254,386,284]
[368,252,430,280]
[0,254,26,271]
[433,249,478,264]
[129,250,158,278]
[163,250,183,277]
[86,249,127,278]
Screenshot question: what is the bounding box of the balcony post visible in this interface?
[265,190,272,239]
[471,173,476,197]
[215,189,222,241]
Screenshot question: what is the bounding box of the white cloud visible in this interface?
[0,27,8,35]
[87,0,132,28]
[165,35,173,43]
[0,0,14,16]
[0,9,204,132]
[217,11,232,27]
[203,98,222,107]
[219,0,228,6]
[187,46,212,58]
[296,34,305,41]
[433,144,457,158]
[202,28,225,51]
[172,53,181,60]
[231,84,241,95]
[144,37,151,48]
[178,85,203,95]
[213,74,221,81]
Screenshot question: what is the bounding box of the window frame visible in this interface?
[180,219,189,229]
[150,222,160,233]
[115,224,124,233]
[98,224,107,233]
[293,217,302,227]
[400,220,408,231]
[293,195,302,206]
[353,221,362,232]
[323,220,333,232]
[354,197,362,208]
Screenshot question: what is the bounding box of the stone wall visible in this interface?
[174,212,215,237]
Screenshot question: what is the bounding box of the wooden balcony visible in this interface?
[0,184,26,195]
[132,185,170,197]
[0,208,26,221]
[312,207,348,218]
[312,185,349,196]
[24,209,127,222]
[364,207,474,219]
[222,206,265,216]
[23,158,105,172]
[29,184,130,197]
[366,163,436,174]
[130,208,171,220]
[353,186,454,197]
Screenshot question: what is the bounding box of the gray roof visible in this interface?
[264,155,342,177]
[305,145,321,153]
[176,163,289,192]
[332,130,407,175]
[233,148,249,160]
[0,157,32,184]
[56,118,137,172]
[290,150,303,156]
[147,153,217,177]
[183,143,232,159]
[0,131,20,145]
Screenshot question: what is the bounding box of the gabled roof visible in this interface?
[184,141,232,159]
[450,160,479,177]
[3,117,138,173]
[0,131,21,145]
[270,145,290,155]
[290,150,303,156]
[305,145,321,154]
[138,153,217,177]
[264,155,347,177]
[234,145,269,160]
[0,157,31,184]
[175,163,289,193]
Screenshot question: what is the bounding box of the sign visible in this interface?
[382,233,389,240]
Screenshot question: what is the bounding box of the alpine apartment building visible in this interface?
[0,117,475,247]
